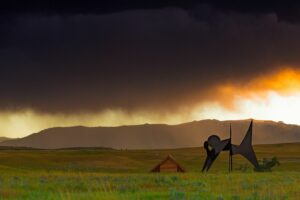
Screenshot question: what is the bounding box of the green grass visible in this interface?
[0,143,299,199]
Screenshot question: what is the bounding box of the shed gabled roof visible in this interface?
[150,154,185,172]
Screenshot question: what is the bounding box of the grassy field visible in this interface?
[0,143,299,199]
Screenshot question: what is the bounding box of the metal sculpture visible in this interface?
[202,120,259,172]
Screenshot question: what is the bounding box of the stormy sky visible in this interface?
[2,1,300,137]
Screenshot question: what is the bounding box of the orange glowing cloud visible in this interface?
[192,67,300,125]
[248,68,300,93]
[216,67,300,108]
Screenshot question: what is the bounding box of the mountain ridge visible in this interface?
[1,119,300,149]
[0,137,11,143]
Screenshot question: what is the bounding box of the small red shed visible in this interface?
[150,154,185,173]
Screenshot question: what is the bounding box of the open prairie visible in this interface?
[0,143,299,199]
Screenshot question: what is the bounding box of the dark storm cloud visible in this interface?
[1,1,300,23]
[1,1,300,113]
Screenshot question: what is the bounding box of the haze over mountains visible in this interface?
[0,119,300,149]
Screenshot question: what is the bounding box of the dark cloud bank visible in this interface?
[1,1,300,113]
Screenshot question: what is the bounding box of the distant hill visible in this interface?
[0,119,300,149]
[0,137,11,143]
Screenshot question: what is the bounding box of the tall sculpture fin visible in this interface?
[232,120,259,169]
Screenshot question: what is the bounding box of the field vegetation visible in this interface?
[0,143,299,199]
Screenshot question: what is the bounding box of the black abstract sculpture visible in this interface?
[202,120,259,172]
